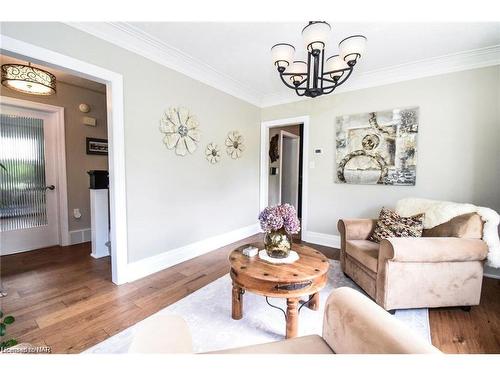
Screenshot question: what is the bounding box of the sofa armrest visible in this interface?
[338,219,377,241]
[379,237,488,263]
[128,315,193,353]
[322,287,440,354]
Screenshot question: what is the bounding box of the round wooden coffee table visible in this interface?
[229,243,329,339]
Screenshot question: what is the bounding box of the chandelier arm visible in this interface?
[333,68,354,87]
[322,67,352,77]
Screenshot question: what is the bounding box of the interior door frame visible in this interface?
[1,35,128,284]
[0,96,69,249]
[260,116,309,235]
[279,130,300,207]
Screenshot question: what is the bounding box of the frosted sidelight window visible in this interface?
[0,114,48,231]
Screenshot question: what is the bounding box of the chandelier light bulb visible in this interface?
[302,21,331,54]
[287,61,307,86]
[271,43,296,72]
[339,35,367,66]
[325,55,348,80]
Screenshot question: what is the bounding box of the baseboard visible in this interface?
[126,223,261,282]
[302,231,341,249]
[69,228,91,245]
[484,265,500,279]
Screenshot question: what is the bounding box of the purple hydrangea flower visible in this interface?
[258,204,300,234]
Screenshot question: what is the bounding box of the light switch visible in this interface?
[83,116,96,126]
[309,161,315,169]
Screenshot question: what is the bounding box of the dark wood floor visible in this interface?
[0,236,499,354]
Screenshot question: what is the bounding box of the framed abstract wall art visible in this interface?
[335,107,419,185]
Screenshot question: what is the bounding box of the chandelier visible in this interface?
[1,63,57,96]
[271,21,366,98]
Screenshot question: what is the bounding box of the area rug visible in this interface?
[84,260,430,353]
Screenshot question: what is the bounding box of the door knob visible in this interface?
[45,185,55,191]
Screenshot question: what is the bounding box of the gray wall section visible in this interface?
[1,22,261,262]
[2,23,499,276]
[262,67,500,237]
[0,78,108,232]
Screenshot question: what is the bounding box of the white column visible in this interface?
[90,189,110,258]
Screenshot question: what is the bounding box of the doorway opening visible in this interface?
[0,36,127,285]
[260,116,309,241]
[0,54,113,283]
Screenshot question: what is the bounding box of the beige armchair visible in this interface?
[338,213,488,311]
[129,287,440,354]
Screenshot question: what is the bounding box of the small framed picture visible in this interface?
[86,137,108,155]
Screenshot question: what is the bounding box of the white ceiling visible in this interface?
[0,54,106,93]
[69,22,500,106]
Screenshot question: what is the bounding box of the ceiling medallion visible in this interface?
[1,63,57,96]
[271,21,366,98]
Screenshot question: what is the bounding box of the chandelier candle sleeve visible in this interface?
[339,35,367,66]
[271,43,296,71]
[302,21,331,53]
[271,21,366,98]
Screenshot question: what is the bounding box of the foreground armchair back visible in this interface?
[129,287,440,354]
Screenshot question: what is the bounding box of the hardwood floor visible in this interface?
[1,237,499,354]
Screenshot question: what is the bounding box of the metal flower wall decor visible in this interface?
[205,143,221,164]
[225,131,245,159]
[160,107,201,156]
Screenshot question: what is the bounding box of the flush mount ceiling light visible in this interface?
[271,21,366,98]
[1,63,57,96]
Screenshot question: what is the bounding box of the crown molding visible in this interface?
[64,23,500,109]
[65,22,263,107]
[261,44,500,107]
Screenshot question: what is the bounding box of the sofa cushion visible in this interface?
[346,240,379,273]
[207,334,334,354]
[369,207,424,243]
[422,212,483,239]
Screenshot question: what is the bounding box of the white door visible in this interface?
[0,104,60,255]
[280,131,300,209]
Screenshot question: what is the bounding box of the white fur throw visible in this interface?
[395,198,500,268]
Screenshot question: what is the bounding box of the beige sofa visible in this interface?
[129,287,440,354]
[338,213,488,311]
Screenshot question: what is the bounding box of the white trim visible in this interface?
[0,96,70,247]
[69,228,92,245]
[260,116,309,234]
[484,272,500,280]
[62,23,500,108]
[1,35,129,285]
[65,22,262,107]
[484,265,500,280]
[127,223,261,282]
[302,231,341,249]
[261,45,500,107]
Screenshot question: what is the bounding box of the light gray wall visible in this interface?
[1,22,261,262]
[262,67,500,237]
[0,78,108,232]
